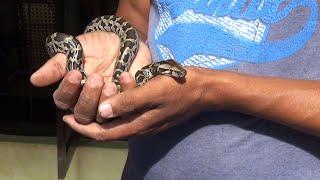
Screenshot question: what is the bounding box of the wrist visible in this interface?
[199,69,242,111]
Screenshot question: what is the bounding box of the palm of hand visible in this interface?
[77,31,151,83]
[30,31,151,87]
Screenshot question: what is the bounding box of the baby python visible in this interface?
[45,15,186,91]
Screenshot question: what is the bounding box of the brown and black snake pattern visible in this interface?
[45,15,186,91]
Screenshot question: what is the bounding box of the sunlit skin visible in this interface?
[31,0,320,141]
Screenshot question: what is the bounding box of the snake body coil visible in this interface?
[46,15,186,91]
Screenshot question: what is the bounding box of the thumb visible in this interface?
[98,86,157,119]
[30,53,67,87]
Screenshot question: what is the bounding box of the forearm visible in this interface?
[200,68,320,137]
[116,0,150,41]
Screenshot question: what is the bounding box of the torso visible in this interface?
[123,1,320,179]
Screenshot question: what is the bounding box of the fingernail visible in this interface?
[120,72,131,83]
[62,116,68,122]
[30,72,39,84]
[88,74,103,86]
[63,114,74,122]
[103,83,117,97]
[30,72,36,80]
[68,71,82,84]
[99,103,113,118]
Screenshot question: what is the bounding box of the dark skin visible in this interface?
[31,0,320,141]
[31,30,151,124]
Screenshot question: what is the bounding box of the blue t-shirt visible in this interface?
[122,0,320,179]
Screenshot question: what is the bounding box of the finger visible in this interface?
[63,114,104,140]
[119,72,136,91]
[98,109,161,141]
[30,53,67,87]
[98,82,160,119]
[96,82,118,124]
[53,70,82,110]
[74,73,104,124]
[64,110,160,141]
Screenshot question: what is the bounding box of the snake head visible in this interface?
[134,59,187,86]
[156,59,187,78]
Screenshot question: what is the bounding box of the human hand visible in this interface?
[62,67,226,141]
[30,31,151,124]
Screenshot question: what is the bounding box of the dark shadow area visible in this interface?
[0,0,118,136]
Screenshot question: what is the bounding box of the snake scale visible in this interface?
[46,15,186,91]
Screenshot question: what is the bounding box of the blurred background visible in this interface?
[0,1,129,179]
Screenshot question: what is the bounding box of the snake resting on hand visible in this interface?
[45,15,187,91]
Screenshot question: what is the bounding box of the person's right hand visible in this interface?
[30,31,152,124]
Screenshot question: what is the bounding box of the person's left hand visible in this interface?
[62,67,222,141]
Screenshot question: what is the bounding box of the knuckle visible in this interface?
[78,92,91,105]
[93,127,120,142]
[93,131,107,142]
[117,93,152,115]
[87,74,104,88]
[127,125,140,137]
[118,94,136,114]
[127,118,147,137]
[74,113,93,125]
[52,58,65,78]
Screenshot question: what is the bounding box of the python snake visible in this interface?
[45,15,186,91]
